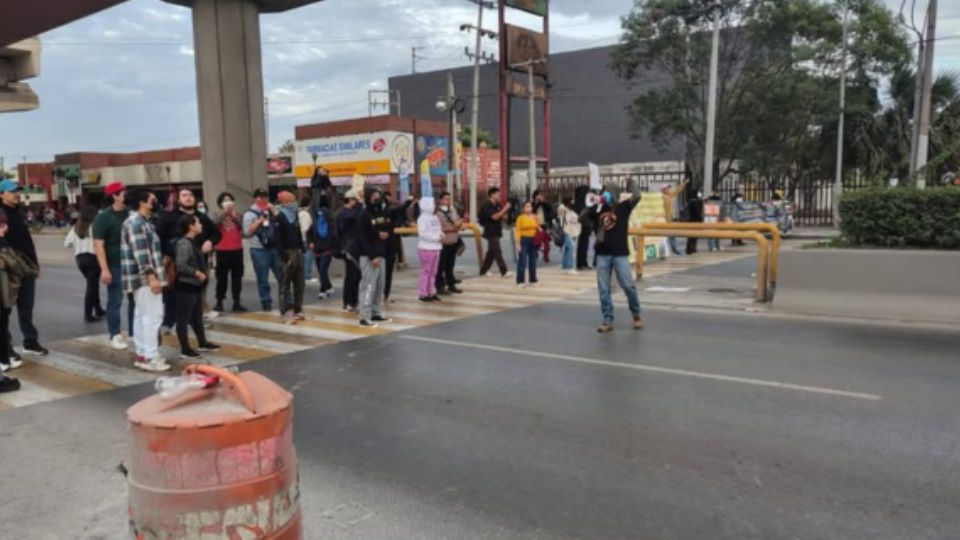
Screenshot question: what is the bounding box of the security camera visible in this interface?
[436,100,449,113]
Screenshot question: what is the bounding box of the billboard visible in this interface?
[266,155,292,176]
[505,25,548,76]
[416,135,450,177]
[505,0,547,16]
[293,131,414,178]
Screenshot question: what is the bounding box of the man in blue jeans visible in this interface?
[94,182,134,350]
[243,188,284,311]
[588,190,644,333]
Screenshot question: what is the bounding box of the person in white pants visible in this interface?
[120,190,170,372]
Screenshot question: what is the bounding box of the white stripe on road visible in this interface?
[214,316,368,342]
[0,379,72,408]
[26,350,155,387]
[399,335,883,401]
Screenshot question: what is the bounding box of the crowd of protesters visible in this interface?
[0,170,662,392]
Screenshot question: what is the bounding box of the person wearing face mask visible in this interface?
[121,190,170,372]
[156,188,222,332]
[435,191,464,295]
[336,190,363,312]
[352,188,394,327]
[273,191,306,324]
[212,192,247,313]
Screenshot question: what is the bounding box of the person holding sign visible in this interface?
[588,189,644,333]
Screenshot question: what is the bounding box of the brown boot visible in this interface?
[633,315,645,330]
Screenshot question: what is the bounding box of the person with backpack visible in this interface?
[335,190,363,312]
[212,192,247,313]
[307,194,335,299]
[243,188,284,312]
[274,191,306,324]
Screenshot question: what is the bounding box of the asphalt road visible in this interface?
[2,299,958,539]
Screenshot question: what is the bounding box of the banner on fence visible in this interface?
[628,192,668,264]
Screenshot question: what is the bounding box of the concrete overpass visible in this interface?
[2,0,324,204]
[0,38,40,112]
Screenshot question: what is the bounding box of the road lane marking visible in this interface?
[399,335,883,401]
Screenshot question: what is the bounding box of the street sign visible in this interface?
[505,0,547,16]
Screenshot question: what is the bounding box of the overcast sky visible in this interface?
[1,0,958,168]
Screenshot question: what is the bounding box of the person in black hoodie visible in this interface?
[156,188,222,331]
[354,189,392,327]
[274,191,305,324]
[0,180,47,356]
[336,190,363,312]
[589,188,644,333]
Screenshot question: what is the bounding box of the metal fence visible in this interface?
[544,172,874,227]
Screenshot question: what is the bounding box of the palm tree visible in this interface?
[850,66,960,182]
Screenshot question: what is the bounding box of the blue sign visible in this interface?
[416,135,449,176]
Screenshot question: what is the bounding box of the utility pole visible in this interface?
[461,0,496,222]
[702,3,724,198]
[411,47,424,74]
[915,0,938,189]
[908,34,926,175]
[511,58,546,201]
[834,4,850,225]
[446,72,456,195]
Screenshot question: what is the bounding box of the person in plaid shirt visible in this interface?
[121,190,169,372]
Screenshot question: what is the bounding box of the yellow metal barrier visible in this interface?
[640,222,782,289]
[395,223,486,272]
[630,228,770,302]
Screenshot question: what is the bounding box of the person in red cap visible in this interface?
[93,181,134,350]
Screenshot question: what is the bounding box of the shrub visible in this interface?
[839,187,960,249]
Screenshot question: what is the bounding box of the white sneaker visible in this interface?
[0,363,7,373]
[564,269,579,275]
[204,311,219,320]
[307,278,319,283]
[110,334,128,350]
[134,357,170,373]
[317,291,328,299]
[502,271,513,278]
[7,357,23,370]
[517,283,526,288]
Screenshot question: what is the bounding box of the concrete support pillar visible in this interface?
[190,0,265,207]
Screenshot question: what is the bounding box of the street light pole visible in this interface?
[702,3,723,197]
[446,72,456,196]
[834,4,850,225]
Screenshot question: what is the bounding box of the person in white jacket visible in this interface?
[65,206,106,322]
[416,197,445,302]
[297,197,315,282]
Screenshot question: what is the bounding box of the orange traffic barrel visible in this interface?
[126,364,302,539]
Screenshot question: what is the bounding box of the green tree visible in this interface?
[611,0,908,188]
[459,125,499,149]
[277,139,295,154]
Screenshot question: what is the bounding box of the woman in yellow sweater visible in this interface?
[514,201,540,287]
